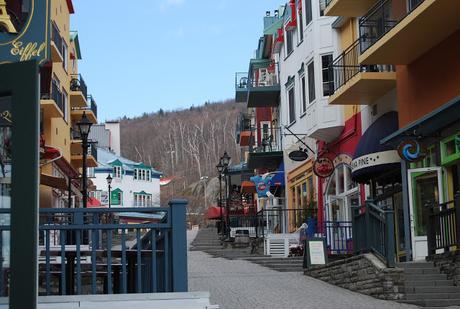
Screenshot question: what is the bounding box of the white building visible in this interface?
[277,0,343,151]
[90,148,162,207]
[88,121,162,207]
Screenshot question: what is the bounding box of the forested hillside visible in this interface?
[120,100,244,213]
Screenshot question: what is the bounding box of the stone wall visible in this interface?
[428,250,460,286]
[304,254,405,300]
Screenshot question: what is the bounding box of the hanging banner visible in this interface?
[0,0,51,64]
[250,174,273,197]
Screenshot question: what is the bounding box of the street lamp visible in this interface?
[77,112,92,208]
[200,176,209,210]
[216,161,224,237]
[221,151,231,239]
[106,174,112,209]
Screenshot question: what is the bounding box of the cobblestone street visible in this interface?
[187,230,418,309]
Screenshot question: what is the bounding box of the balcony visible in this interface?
[70,74,88,107]
[40,82,65,118]
[50,22,63,63]
[247,127,283,170]
[329,39,396,105]
[235,113,253,146]
[71,95,98,124]
[359,0,460,64]
[71,141,98,168]
[324,0,378,17]
[235,72,248,103]
[247,60,280,108]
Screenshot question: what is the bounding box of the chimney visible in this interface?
[274,10,279,17]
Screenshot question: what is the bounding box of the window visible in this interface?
[62,41,68,71]
[134,193,152,207]
[87,167,95,178]
[288,86,296,124]
[146,171,150,181]
[286,29,294,55]
[113,166,122,178]
[134,169,138,180]
[321,54,334,96]
[62,89,68,122]
[305,0,313,25]
[300,74,307,113]
[298,4,304,42]
[319,0,326,16]
[307,61,316,103]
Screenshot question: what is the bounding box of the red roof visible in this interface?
[66,0,75,14]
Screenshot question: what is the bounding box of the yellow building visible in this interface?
[39,0,98,209]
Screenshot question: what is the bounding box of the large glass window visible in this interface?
[321,54,334,96]
[300,74,307,113]
[305,0,313,25]
[288,86,296,124]
[307,61,316,103]
[286,29,294,55]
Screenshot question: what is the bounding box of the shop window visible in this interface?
[441,133,460,166]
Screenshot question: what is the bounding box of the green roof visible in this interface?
[264,18,283,36]
[69,31,82,60]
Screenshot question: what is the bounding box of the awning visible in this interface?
[351,111,401,183]
[241,181,256,194]
[87,197,105,208]
[40,174,67,190]
[381,95,460,145]
[205,206,225,220]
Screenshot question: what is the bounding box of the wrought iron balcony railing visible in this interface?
[359,0,425,54]
[70,74,88,99]
[331,39,394,92]
[51,22,63,55]
[235,72,249,92]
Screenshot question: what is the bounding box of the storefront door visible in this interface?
[408,167,444,260]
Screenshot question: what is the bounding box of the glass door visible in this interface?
[408,167,444,260]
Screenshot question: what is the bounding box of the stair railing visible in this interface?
[352,200,395,267]
[426,193,460,256]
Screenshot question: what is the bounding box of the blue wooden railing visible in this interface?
[0,199,187,296]
[352,200,395,267]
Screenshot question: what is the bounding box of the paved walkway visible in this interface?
[187,230,417,309]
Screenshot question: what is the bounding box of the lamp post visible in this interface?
[221,151,231,239]
[77,112,92,208]
[216,161,224,237]
[106,174,112,209]
[200,176,209,210]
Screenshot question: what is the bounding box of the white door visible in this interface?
[407,167,444,261]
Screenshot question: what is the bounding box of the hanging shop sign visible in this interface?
[351,150,400,173]
[313,156,334,178]
[250,174,273,197]
[0,0,50,64]
[288,149,308,162]
[333,154,352,167]
[397,139,425,163]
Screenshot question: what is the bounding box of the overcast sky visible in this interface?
[71,0,284,121]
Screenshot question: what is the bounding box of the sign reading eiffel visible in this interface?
[0,0,50,64]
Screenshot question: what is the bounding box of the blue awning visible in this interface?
[351,111,401,183]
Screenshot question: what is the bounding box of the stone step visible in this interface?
[403,298,460,307]
[405,286,460,294]
[406,293,460,300]
[397,262,434,269]
[403,268,440,275]
[405,279,454,287]
[404,274,447,281]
